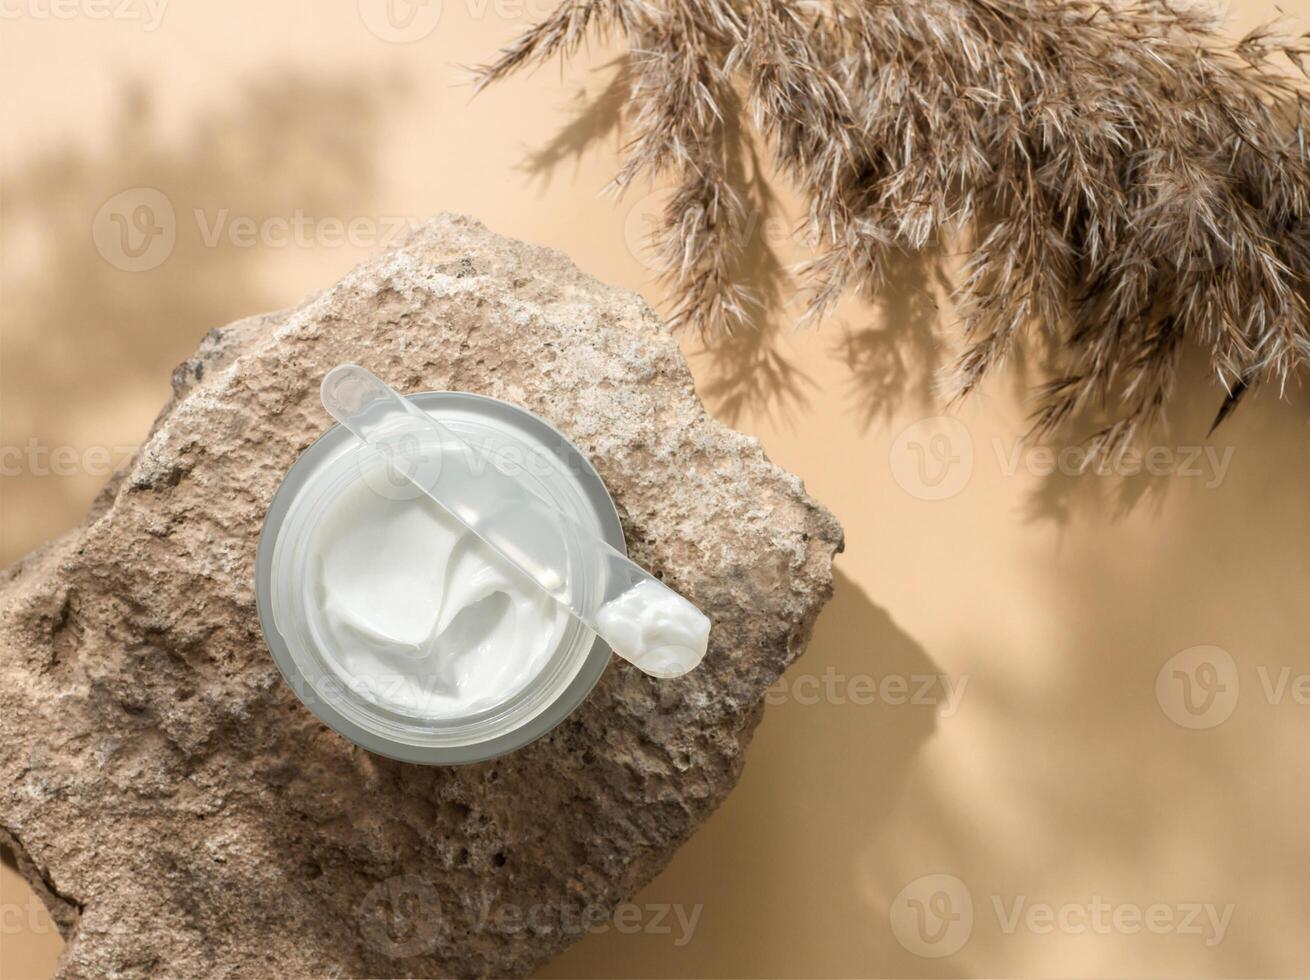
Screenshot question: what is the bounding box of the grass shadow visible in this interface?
[0,70,400,563]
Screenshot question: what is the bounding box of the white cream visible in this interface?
[305,473,567,719]
[595,579,711,677]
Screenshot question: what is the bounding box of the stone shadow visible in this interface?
[537,569,957,978]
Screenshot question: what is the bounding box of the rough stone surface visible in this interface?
[0,214,843,979]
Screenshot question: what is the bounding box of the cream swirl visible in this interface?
[305,472,567,718]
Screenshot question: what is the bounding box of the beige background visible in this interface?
[3,1,1310,976]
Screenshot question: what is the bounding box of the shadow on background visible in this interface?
[0,71,400,563]
[524,60,814,429]
[1012,344,1307,525]
[538,569,960,978]
[521,56,633,183]
[832,248,950,431]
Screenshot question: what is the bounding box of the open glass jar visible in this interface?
[255,391,624,764]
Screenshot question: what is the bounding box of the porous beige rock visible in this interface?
[0,214,842,979]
